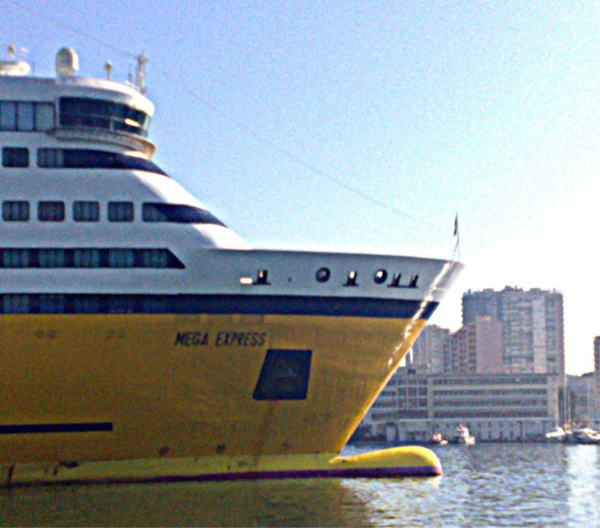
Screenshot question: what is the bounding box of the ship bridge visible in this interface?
[0,46,156,158]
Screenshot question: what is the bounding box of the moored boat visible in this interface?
[566,428,600,445]
[0,46,462,485]
[449,425,476,445]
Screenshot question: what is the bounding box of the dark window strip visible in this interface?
[59,97,150,137]
[37,148,166,175]
[0,422,113,434]
[0,294,439,319]
[0,248,184,269]
[142,203,225,226]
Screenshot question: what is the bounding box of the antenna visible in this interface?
[104,61,112,81]
[134,52,147,94]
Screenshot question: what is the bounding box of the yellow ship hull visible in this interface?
[0,312,441,484]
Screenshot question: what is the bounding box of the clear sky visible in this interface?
[3,1,599,374]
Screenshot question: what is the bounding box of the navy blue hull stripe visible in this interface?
[0,294,439,319]
[0,423,113,435]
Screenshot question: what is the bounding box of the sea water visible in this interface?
[0,443,598,526]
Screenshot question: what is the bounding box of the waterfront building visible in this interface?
[360,368,560,443]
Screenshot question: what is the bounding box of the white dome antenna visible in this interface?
[56,47,79,76]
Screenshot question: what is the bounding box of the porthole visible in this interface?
[374,269,388,284]
[316,267,331,283]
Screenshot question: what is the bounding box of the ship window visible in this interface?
[108,249,135,268]
[39,249,66,268]
[73,201,100,222]
[59,97,151,137]
[17,102,34,131]
[37,148,167,175]
[35,103,55,131]
[0,102,17,130]
[2,147,29,168]
[3,294,29,314]
[37,148,64,168]
[108,297,135,313]
[2,249,29,268]
[0,248,184,269]
[39,294,65,313]
[38,201,65,222]
[73,297,101,314]
[73,249,101,268]
[0,102,55,131]
[2,201,30,221]
[142,203,225,226]
[108,201,134,222]
[142,249,169,268]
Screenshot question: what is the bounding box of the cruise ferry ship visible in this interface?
[0,46,462,485]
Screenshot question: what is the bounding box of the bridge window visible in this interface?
[16,102,34,131]
[0,101,55,131]
[35,103,55,130]
[59,97,150,137]
[0,102,17,130]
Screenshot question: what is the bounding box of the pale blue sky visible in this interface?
[3,1,599,373]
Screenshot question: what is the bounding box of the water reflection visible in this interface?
[0,444,598,527]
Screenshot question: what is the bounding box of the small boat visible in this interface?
[431,433,448,446]
[568,428,600,445]
[450,425,476,445]
[545,427,566,443]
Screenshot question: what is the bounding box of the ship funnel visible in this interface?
[56,47,79,76]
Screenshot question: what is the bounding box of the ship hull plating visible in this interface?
[0,312,432,484]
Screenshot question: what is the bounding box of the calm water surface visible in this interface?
[0,444,598,526]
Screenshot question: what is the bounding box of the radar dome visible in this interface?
[56,47,79,76]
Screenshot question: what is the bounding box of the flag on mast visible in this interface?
[453,213,461,261]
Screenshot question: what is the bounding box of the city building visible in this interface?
[357,286,566,442]
[462,287,564,376]
[409,324,451,373]
[450,316,503,374]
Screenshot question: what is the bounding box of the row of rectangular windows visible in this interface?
[0,248,184,269]
[1,201,224,226]
[3,201,133,222]
[0,102,55,132]
[0,99,150,138]
[0,294,239,314]
[2,148,165,173]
